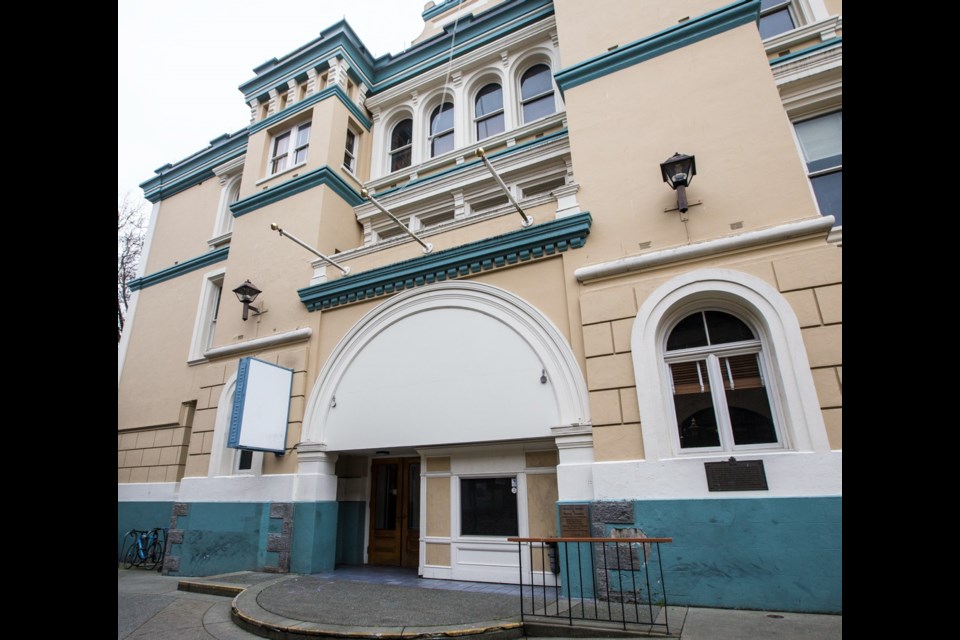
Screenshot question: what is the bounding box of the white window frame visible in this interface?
[458,475,520,538]
[474,82,505,142]
[269,120,311,176]
[208,374,265,477]
[759,0,797,40]
[428,101,455,158]
[343,125,359,173]
[187,268,226,363]
[632,269,831,460]
[792,110,842,231]
[518,63,556,125]
[663,311,784,454]
[388,117,414,174]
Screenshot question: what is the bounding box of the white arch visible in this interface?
[301,281,590,448]
[631,268,830,461]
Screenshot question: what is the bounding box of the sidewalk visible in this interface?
[172,567,841,639]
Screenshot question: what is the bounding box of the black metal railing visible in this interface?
[507,536,672,633]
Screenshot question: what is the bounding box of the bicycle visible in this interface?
[122,528,166,571]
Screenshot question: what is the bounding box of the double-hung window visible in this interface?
[475,84,504,140]
[520,64,556,123]
[343,127,358,173]
[270,121,311,175]
[665,311,780,451]
[758,0,795,39]
[390,119,413,172]
[429,102,454,157]
[794,111,842,226]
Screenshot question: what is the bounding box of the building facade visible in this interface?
[118,0,842,613]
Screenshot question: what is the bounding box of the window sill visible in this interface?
[207,231,232,249]
[256,162,308,187]
[369,111,566,189]
[827,225,841,244]
[763,14,842,55]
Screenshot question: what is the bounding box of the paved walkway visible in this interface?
[120,566,842,639]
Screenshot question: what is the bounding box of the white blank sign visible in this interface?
[228,357,293,453]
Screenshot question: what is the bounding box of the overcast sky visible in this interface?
[118,0,431,201]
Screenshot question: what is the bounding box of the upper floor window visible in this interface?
[390,119,413,172]
[188,269,225,361]
[520,64,555,123]
[429,102,455,157]
[759,0,795,39]
[665,310,779,452]
[344,127,358,173]
[270,121,311,175]
[794,111,842,226]
[475,83,505,140]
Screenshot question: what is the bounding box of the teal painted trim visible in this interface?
[587,497,842,613]
[291,502,339,574]
[298,211,592,311]
[372,2,554,94]
[139,130,248,203]
[336,502,366,565]
[128,247,229,292]
[166,502,272,576]
[372,128,569,199]
[554,0,761,94]
[422,0,461,21]
[248,85,371,135]
[239,1,553,100]
[231,166,363,218]
[769,36,842,66]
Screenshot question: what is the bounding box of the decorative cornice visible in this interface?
[370,127,569,199]
[129,247,229,292]
[574,216,834,283]
[769,36,842,67]
[248,84,372,135]
[422,0,462,21]
[202,328,312,361]
[139,132,248,203]
[298,211,592,311]
[554,0,761,94]
[231,166,363,217]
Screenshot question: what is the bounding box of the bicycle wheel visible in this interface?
[145,540,164,571]
[124,544,139,569]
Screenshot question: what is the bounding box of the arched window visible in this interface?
[665,310,779,451]
[390,119,413,172]
[208,376,264,477]
[519,64,555,123]
[429,102,454,157]
[474,83,504,140]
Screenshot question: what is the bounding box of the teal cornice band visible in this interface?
[554,0,761,94]
[231,166,363,217]
[139,133,247,203]
[248,84,372,135]
[769,36,842,66]
[298,211,592,311]
[129,247,229,292]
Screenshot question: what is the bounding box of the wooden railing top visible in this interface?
[507,536,673,543]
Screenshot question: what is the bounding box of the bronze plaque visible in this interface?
[559,504,591,537]
[705,458,768,491]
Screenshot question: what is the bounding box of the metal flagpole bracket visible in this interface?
[361,189,434,254]
[475,147,534,227]
[269,223,350,275]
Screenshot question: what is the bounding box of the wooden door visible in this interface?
[369,458,421,568]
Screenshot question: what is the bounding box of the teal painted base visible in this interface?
[117,502,173,561]
[336,502,366,566]
[558,497,842,614]
[170,502,272,576]
[291,502,339,574]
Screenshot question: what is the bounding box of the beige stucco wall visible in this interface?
[145,181,223,274]
[526,472,559,537]
[553,0,728,67]
[426,477,451,537]
[559,25,819,271]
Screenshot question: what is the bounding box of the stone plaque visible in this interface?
[705,458,768,491]
[559,504,591,537]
